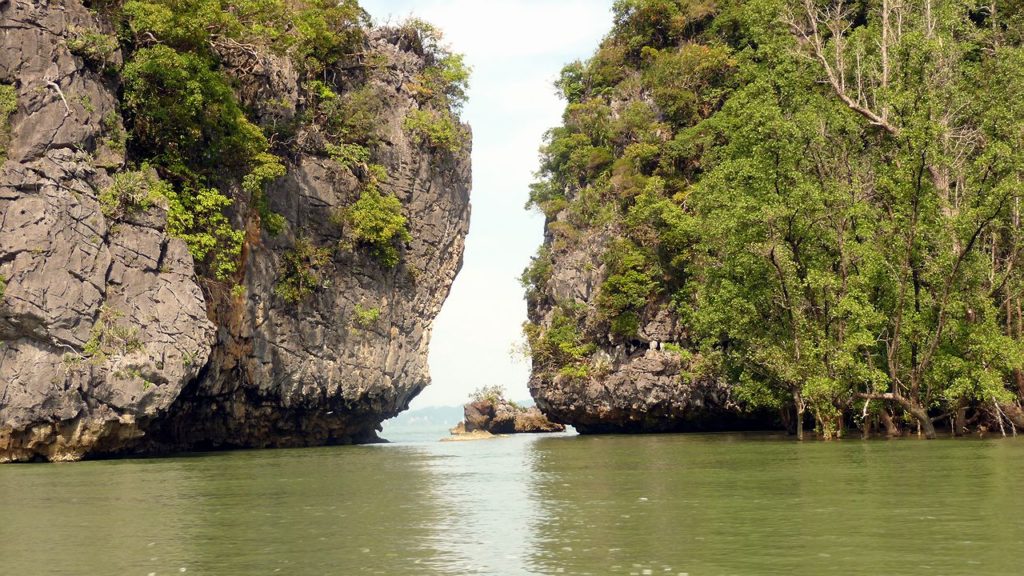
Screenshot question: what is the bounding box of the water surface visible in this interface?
[1,431,1021,575]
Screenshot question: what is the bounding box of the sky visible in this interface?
[360,0,616,407]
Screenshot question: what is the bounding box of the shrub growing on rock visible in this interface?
[403,108,464,153]
[353,303,381,327]
[98,165,170,220]
[340,184,411,269]
[274,237,333,304]
[0,83,16,162]
[66,27,119,69]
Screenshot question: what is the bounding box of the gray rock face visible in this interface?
[530,348,744,434]
[0,2,471,461]
[0,1,214,461]
[527,229,759,433]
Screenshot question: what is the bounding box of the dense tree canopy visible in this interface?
[526,0,1024,438]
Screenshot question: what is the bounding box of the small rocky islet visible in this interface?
[447,388,565,440]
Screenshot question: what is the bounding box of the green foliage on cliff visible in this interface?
[401,18,470,111]
[82,306,144,364]
[353,303,381,327]
[120,0,368,63]
[400,19,470,153]
[115,2,297,276]
[525,304,597,374]
[122,44,264,176]
[409,51,469,110]
[520,246,553,302]
[0,83,16,163]
[469,384,527,410]
[98,165,170,219]
[527,0,1024,438]
[341,182,412,269]
[597,239,661,338]
[165,185,246,280]
[274,237,333,304]
[307,82,384,146]
[67,27,119,69]
[120,38,288,249]
[403,109,464,152]
[290,0,369,73]
[326,142,371,172]
[87,1,465,280]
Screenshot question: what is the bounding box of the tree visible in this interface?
[527,0,1024,438]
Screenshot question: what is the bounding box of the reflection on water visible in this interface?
[421,435,545,575]
[1,432,1022,575]
[0,445,454,575]
[525,434,1024,575]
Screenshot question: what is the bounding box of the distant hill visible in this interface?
[384,404,464,429]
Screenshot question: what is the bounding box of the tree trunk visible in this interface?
[909,403,937,439]
[880,408,900,436]
[794,392,805,441]
[953,405,967,437]
[780,405,795,436]
[999,403,1024,430]
[856,392,936,438]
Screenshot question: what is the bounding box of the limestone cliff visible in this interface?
[525,0,1024,439]
[0,1,470,462]
[525,228,750,434]
[521,2,766,434]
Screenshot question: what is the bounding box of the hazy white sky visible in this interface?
[360,0,615,406]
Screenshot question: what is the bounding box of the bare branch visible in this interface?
[45,81,71,117]
[785,0,900,137]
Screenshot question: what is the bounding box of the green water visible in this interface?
[1,432,1022,575]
